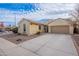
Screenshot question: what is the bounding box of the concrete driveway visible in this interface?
[0,34,78,56]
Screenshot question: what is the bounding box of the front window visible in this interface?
[23,24,26,32]
[39,25,41,30]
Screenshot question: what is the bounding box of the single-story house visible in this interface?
[18,18,48,35]
[18,18,75,35]
[48,18,74,34]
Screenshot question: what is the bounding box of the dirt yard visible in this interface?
[72,34,79,55]
[0,33,44,44]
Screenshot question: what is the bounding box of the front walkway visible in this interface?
[0,34,78,56]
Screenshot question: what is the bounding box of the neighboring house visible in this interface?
[0,22,4,31]
[48,18,74,34]
[18,18,47,35]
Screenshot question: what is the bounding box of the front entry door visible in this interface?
[44,25,48,33]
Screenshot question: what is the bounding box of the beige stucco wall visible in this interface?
[40,25,45,32]
[29,23,39,35]
[48,26,51,33]
[48,19,70,26]
[69,25,74,34]
[18,20,30,35]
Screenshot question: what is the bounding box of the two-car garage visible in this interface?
[51,25,69,34]
[48,19,73,34]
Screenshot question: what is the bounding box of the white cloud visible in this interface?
[23,3,76,20]
[0,3,76,23]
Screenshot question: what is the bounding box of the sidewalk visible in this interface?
[0,38,37,56]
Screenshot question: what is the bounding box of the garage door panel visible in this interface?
[51,26,69,34]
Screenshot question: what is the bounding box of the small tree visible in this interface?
[70,4,79,33]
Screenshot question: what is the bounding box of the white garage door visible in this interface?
[51,26,69,34]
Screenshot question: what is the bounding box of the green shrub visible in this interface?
[12,27,18,33]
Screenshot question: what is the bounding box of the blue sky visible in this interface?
[0,3,39,11]
[0,3,76,26]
